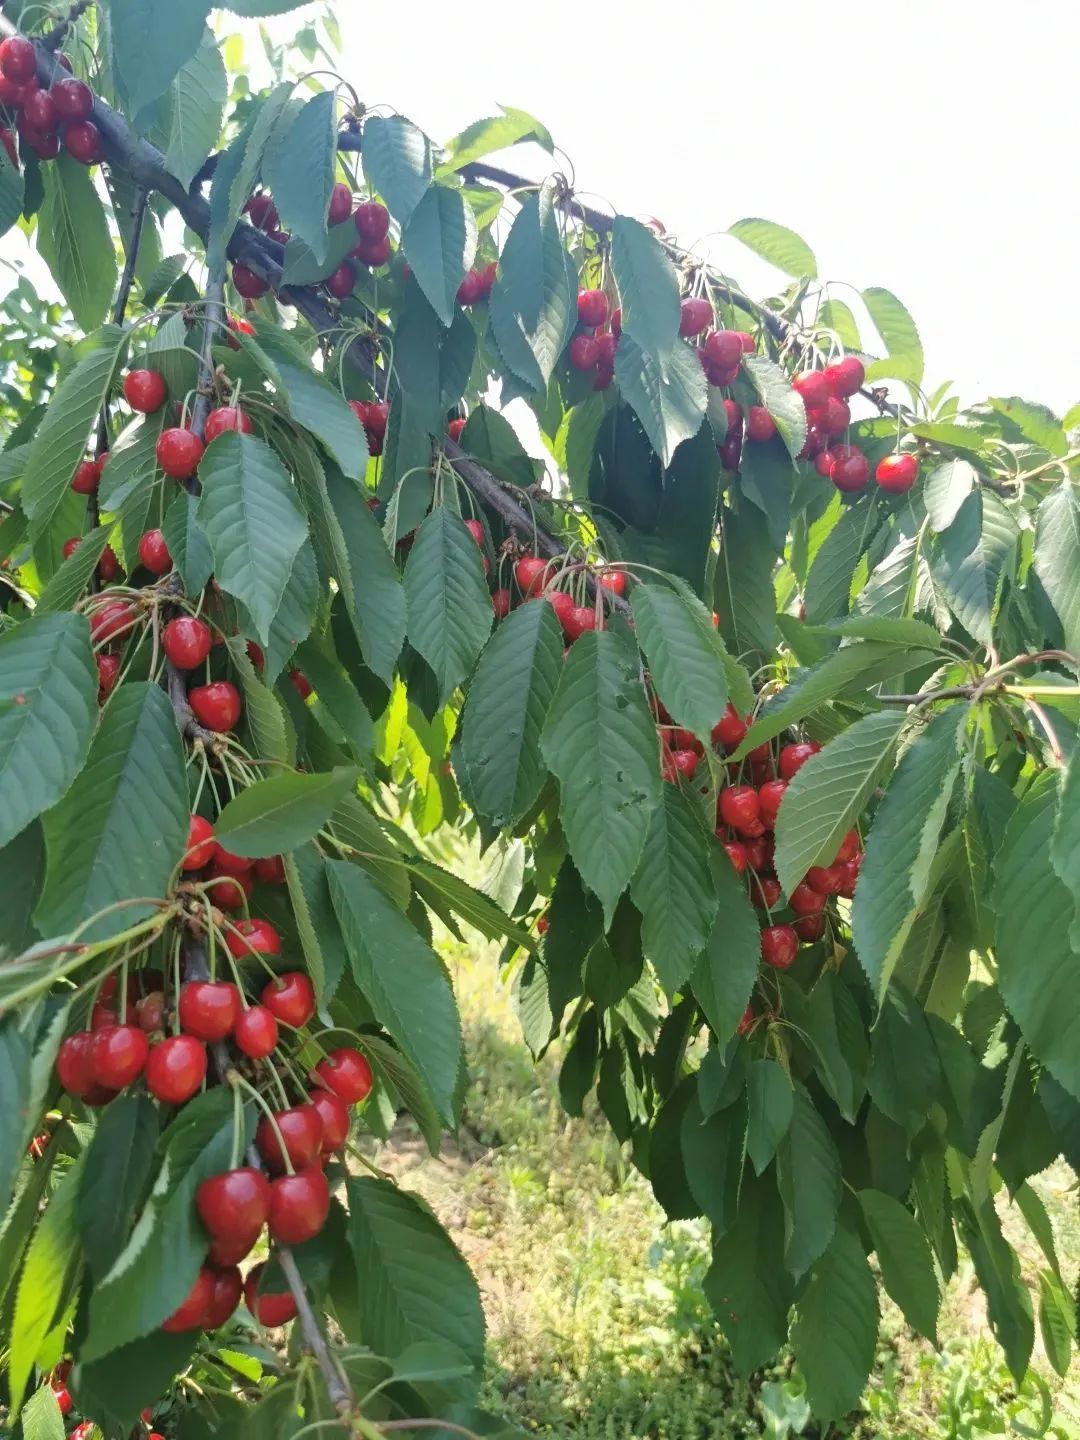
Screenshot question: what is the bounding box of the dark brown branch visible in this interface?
[188,274,225,449]
[42,0,94,49]
[166,659,216,746]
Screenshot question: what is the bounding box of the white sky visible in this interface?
[4,0,1077,414]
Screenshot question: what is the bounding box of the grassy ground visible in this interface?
[371,936,1079,1439]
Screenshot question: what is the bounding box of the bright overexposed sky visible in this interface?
[4,0,1078,414]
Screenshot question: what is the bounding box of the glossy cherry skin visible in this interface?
[268,1167,330,1245]
[793,371,829,409]
[745,406,776,444]
[64,119,103,164]
[183,814,216,871]
[447,416,467,441]
[178,981,241,1042]
[456,269,483,305]
[313,1046,373,1104]
[71,458,99,495]
[679,297,712,338]
[363,400,389,439]
[875,452,919,493]
[778,741,819,781]
[204,406,252,444]
[744,834,773,872]
[52,77,93,122]
[196,1166,271,1240]
[89,600,136,646]
[162,1266,214,1332]
[750,874,782,910]
[712,703,748,750]
[309,1088,349,1153]
[806,862,847,895]
[97,545,121,582]
[162,616,212,670]
[736,1003,756,1037]
[189,681,242,732]
[0,35,36,82]
[252,854,286,885]
[96,652,121,701]
[208,1228,260,1266]
[244,1263,298,1326]
[245,193,278,230]
[156,428,204,479]
[662,748,699,782]
[836,828,861,863]
[722,840,748,874]
[563,605,599,642]
[757,779,787,828]
[232,263,269,299]
[836,857,861,899]
[89,1024,149,1089]
[795,914,826,942]
[207,863,252,910]
[820,395,850,438]
[703,330,743,371]
[760,924,799,970]
[830,445,870,494]
[203,1265,243,1329]
[23,87,56,131]
[289,668,312,700]
[599,569,626,596]
[136,991,165,1033]
[568,334,599,371]
[354,200,390,240]
[324,261,356,299]
[233,1004,279,1058]
[50,1382,72,1416]
[492,587,511,618]
[789,881,826,916]
[261,972,315,1029]
[575,289,608,328]
[213,844,255,878]
[256,1103,324,1174]
[718,785,762,837]
[352,232,391,267]
[56,1032,95,1096]
[327,181,352,225]
[514,556,552,596]
[123,369,167,414]
[824,355,865,398]
[225,918,281,958]
[137,529,172,575]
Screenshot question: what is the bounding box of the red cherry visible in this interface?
[746,406,776,444]
[234,1004,279,1059]
[806,862,846,895]
[778,742,819,781]
[835,829,860,863]
[757,780,787,828]
[189,681,242,732]
[663,748,699,782]
[795,914,826,942]
[576,289,609,328]
[477,261,497,295]
[722,840,748,874]
[0,73,27,108]
[364,400,389,439]
[64,119,103,165]
[162,1266,214,1332]
[679,297,712,338]
[89,1024,149,1089]
[750,874,782,910]
[50,1382,73,1416]
[599,569,626,596]
[313,1046,373,1104]
[760,924,799,970]
[0,36,36,82]
[232,264,269,299]
[56,1031,94,1097]
[136,991,165,1033]
[789,882,826,916]
[207,863,253,910]
[456,269,483,306]
[268,1167,330,1245]
[815,449,836,479]
[875,453,919,494]
[744,834,773,872]
[89,600,137,645]
[183,814,216,871]
[836,856,861,899]
[261,972,315,1029]
[327,182,352,225]
[196,1167,271,1241]
[204,406,252,444]
[256,1103,324,1173]
[91,998,117,1031]
[137,529,172,575]
[52,77,93,122]
[354,200,390,240]
[563,605,599,643]
[97,545,120,582]
[61,536,81,562]
[146,1035,206,1103]
[352,232,391,267]
[208,1229,259,1266]
[798,423,828,461]
[514,556,552,596]
[324,261,356,299]
[308,1088,349,1153]
[156,427,204,479]
[447,417,467,441]
[718,785,762,837]
[213,845,255,878]
[23,88,56,132]
[829,445,869,493]
[226,315,255,349]
[594,332,617,366]
[568,335,599,371]
[703,330,743,371]
[203,1265,243,1330]
[821,395,850,438]
[226,918,281,958]
[96,652,121,702]
[71,1426,97,1440]
[178,981,240,1042]
[289,668,313,700]
[711,704,748,751]
[824,355,865,398]
[461,517,484,549]
[163,616,212,670]
[244,1264,298,1326]
[736,1003,756,1037]
[0,125,18,168]
[793,371,829,409]
[245,193,279,231]
[251,854,285,885]
[123,370,167,414]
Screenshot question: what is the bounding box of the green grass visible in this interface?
[370,937,1080,1438]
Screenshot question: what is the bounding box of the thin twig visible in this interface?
[42,0,95,49]
[188,274,226,450]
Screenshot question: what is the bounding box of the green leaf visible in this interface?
[324,467,405,684]
[36,683,188,943]
[540,628,662,925]
[0,612,97,851]
[776,1085,841,1280]
[198,432,307,646]
[955,1193,1034,1383]
[77,1093,160,1280]
[459,404,537,490]
[0,1018,31,1212]
[791,1225,879,1420]
[1033,483,1080,660]
[989,396,1069,456]
[403,507,494,705]
[615,337,707,470]
[107,0,210,123]
[327,862,462,1126]
[0,145,25,238]
[249,323,368,480]
[631,787,718,995]
[344,1177,483,1387]
[858,1189,940,1342]
[1038,1271,1076,1377]
[454,598,564,828]
[225,635,290,765]
[862,287,923,388]
[681,1091,746,1230]
[631,583,730,745]
[0,824,43,957]
[924,458,978,533]
[746,1059,794,1175]
[263,90,337,263]
[292,635,372,761]
[852,706,968,1001]
[1052,747,1080,916]
[931,490,1018,645]
[773,711,906,895]
[439,106,553,174]
[206,85,293,273]
[867,986,941,1130]
[489,182,575,392]
[361,115,434,225]
[360,1034,442,1156]
[742,354,807,461]
[690,853,762,1042]
[714,505,777,657]
[703,1172,792,1374]
[728,218,817,279]
[408,859,534,951]
[214,768,357,857]
[403,184,477,327]
[97,413,165,511]
[995,773,1080,1100]
[161,490,213,595]
[38,155,117,332]
[610,215,681,351]
[244,536,318,683]
[818,299,861,349]
[160,27,227,189]
[21,1385,65,1440]
[22,326,127,531]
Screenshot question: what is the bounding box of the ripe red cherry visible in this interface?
[244,1264,298,1326]
[163,616,212,670]
[156,427,204,479]
[794,914,826,942]
[50,1382,72,1416]
[268,1168,330,1245]
[89,600,137,645]
[712,703,748,750]
[679,297,712,338]
[875,453,919,494]
[835,828,860,863]
[718,785,762,837]
[824,355,865,398]
[722,840,748,874]
[806,862,846,895]
[213,845,255,878]
[226,315,255,349]
[593,332,617,367]
[89,1024,149,1089]
[751,874,782,909]
[162,1266,214,1332]
[208,1229,259,1266]
[232,264,269,299]
[207,863,253,910]
[97,545,120,582]
[243,856,282,890]
[245,193,278,231]
[793,371,829,409]
[313,1046,374,1104]
[492,587,511,618]
[56,1032,94,1096]
[757,779,787,828]
[576,289,609,328]
[746,406,776,443]
[324,261,356,299]
[204,406,252,444]
[123,369,167,414]
[196,1166,271,1240]
[262,972,315,1029]
[226,918,281,958]
[0,36,36,82]
[203,1265,243,1330]
[23,88,57,132]
[96,652,121,701]
[363,400,389,439]
[462,517,484,548]
[744,834,772,872]
[234,1004,279,1059]
[136,991,164,1033]
[829,445,869,494]
[447,417,467,442]
[61,537,81,563]
[837,857,861,898]
[71,1426,97,1440]
[178,981,240,1042]
[189,681,242,733]
[815,449,836,478]
[568,334,599,371]
[145,1035,205,1103]
[256,1103,324,1173]
[64,119,103,164]
[289,668,312,700]
[760,924,799,970]
[52,77,93,122]
[352,232,391,267]
[778,742,819,781]
[563,605,598,643]
[456,269,483,305]
[663,748,699,782]
[789,882,826,916]
[702,330,743,372]
[354,199,390,240]
[599,569,626,596]
[137,529,172,575]
[183,814,216,870]
[327,181,353,225]
[309,1088,349,1153]
[515,556,552,597]
[821,396,850,437]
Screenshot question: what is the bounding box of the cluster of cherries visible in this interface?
[348,396,390,457]
[0,33,102,166]
[791,361,920,495]
[456,262,498,307]
[45,1369,163,1439]
[567,288,621,391]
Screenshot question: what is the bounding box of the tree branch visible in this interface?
[42,0,94,49]
[188,273,226,449]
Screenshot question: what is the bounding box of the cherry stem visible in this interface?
[230,1073,295,1176]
